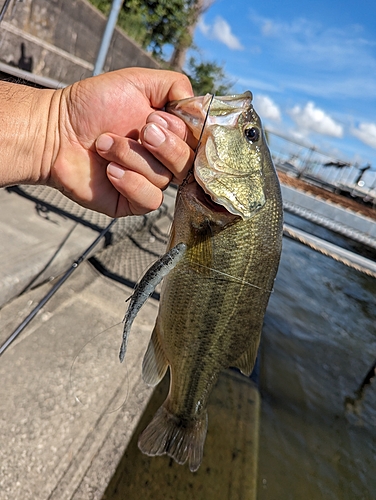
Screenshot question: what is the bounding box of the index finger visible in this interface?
[148,70,195,107]
[122,68,194,109]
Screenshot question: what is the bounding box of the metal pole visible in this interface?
[93,0,124,76]
[0,0,13,23]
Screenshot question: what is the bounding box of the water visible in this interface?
[257,213,376,499]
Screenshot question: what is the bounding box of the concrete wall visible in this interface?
[0,0,158,85]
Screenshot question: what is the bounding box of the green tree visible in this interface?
[88,0,232,96]
[89,0,197,57]
[186,57,232,96]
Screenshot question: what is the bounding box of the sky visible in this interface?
[186,0,376,186]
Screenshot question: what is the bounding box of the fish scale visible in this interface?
[121,92,283,471]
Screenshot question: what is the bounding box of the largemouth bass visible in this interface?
[120,92,283,471]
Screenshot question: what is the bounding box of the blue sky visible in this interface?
[187,0,376,184]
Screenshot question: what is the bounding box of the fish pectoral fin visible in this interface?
[189,224,213,276]
[142,324,168,386]
[138,402,208,472]
[233,342,259,376]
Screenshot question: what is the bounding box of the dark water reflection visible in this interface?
[258,214,376,499]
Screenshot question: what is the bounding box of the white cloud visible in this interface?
[258,16,317,40]
[351,122,376,149]
[212,17,244,50]
[252,14,371,68]
[198,16,243,51]
[248,13,376,100]
[198,17,210,37]
[289,102,343,138]
[253,95,281,122]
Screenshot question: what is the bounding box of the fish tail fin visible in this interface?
[138,402,208,472]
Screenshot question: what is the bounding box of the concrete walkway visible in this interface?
[103,369,260,500]
[0,261,156,500]
[0,186,165,500]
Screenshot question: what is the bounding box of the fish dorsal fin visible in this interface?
[232,341,259,376]
[142,323,169,387]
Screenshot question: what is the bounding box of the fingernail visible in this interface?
[143,123,166,147]
[107,162,125,179]
[97,134,114,151]
[148,114,168,128]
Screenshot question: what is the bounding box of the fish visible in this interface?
[119,92,283,471]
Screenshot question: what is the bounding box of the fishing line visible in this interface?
[0,218,117,357]
[189,262,273,292]
[181,93,215,187]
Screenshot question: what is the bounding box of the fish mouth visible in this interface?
[199,186,230,214]
[181,180,239,226]
[166,92,254,139]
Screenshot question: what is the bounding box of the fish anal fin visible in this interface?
[233,343,259,376]
[142,324,168,387]
[138,403,208,472]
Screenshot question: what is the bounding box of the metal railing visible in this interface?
[267,130,376,204]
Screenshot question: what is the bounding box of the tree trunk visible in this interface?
[169,0,210,71]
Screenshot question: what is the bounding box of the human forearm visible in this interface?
[0,81,56,187]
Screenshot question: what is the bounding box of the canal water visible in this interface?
[258,212,376,499]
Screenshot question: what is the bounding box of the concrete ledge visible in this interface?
[0,184,175,309]
[281,184,376,238]
[0,60,68,88]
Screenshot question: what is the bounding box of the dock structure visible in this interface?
[281,183,376,242]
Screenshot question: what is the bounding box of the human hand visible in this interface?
[47,68,195,217]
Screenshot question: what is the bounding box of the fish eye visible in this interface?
[244,126,260,143]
